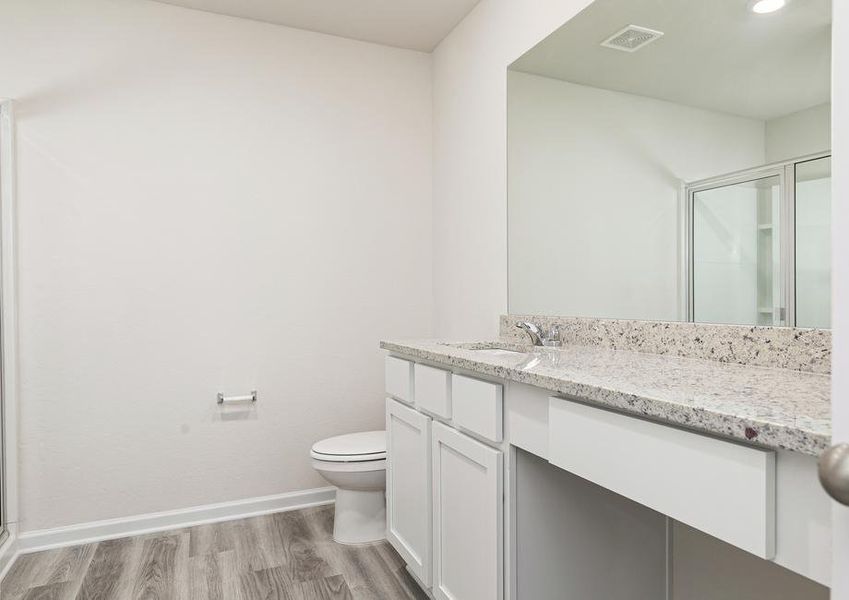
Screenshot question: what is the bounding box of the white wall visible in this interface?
[829,1,849,596]
[432,0,596,339]
[507,72,765,321]
[765,103,831,163]
[515,449,668,599]
[0,0,433,532]
[672,522,828,599]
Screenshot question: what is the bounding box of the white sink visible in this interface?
[469,348,525,357]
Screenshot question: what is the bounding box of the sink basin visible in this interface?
[470,348,525,357]
[439,341,529,356]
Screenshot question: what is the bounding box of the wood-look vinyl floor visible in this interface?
[0,505,429,600]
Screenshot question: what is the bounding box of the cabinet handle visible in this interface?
[818,443,849,506]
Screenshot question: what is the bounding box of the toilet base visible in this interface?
[332,488,386,545]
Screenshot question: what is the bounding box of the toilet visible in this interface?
[311,430,387,545]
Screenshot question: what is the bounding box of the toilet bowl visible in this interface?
[311,430,386,545]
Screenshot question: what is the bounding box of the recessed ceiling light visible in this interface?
[749,0,787,14]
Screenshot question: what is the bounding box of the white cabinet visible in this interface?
[386,398,432,586]
[386,361,505,598]
[431,421,503,600]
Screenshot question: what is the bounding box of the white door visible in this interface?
[828,3,849,598]
[386,398,432,586]
[431,421,503,600]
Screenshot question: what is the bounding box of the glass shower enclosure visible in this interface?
[686,153,832,328]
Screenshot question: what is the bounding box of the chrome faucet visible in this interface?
[515,322,561,347]
[516,322,544,345]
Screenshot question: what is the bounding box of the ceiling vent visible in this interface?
[600,25,664,52]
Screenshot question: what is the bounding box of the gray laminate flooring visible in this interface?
[0,505,428,600]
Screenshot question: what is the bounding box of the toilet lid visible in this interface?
[311,431,386,462]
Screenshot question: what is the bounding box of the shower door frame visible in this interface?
[0,98,19,548]
[683,150,830,327]
[0,101,8,545]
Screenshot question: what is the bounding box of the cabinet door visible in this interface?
[386,398,432,586]
[431,422,503,600]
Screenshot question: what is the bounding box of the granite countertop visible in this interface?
[380,338,831,456]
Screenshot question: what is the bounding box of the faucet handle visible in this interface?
[543,324,561,347]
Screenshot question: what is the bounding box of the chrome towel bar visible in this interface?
[217,390,258,405]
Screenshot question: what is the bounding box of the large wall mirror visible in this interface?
[507,0,832,328]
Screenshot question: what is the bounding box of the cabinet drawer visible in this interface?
[548,398,776,559]
[414,364,452,418]
[452,375,503,443]
[385,356,414,404]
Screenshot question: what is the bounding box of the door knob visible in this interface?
[819,443,849,506]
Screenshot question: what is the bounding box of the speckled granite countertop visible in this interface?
[380,339,831,456]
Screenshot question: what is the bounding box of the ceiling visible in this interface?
[510,0,832,121]
[153,0,482,52]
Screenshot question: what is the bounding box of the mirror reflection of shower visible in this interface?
[688,154,831,328]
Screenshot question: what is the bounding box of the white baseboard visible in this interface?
[15,487,335,556]
[406,566,435,599]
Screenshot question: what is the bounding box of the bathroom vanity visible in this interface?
[381,316,832,600]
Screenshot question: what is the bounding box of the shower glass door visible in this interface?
[691,174,783,326]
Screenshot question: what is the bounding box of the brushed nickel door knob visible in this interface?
[819,443,849,506]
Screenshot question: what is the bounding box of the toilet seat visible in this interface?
[310,430,386,463]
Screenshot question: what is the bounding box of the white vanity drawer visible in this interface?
[414,364,452,419]
[385,356,414,404]
[451,375,503,443]
[548,398,776,559]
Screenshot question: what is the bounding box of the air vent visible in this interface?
[600,25,664,52]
